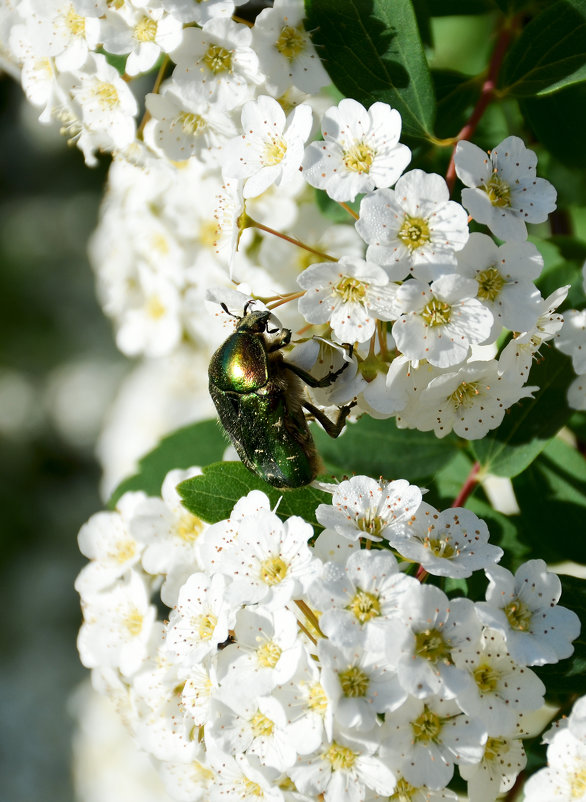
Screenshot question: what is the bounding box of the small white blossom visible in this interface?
[475,560,581,666]
[223,95,312,198]
[297,256,401,343]
[557,308,586,375]
[387,503,503,578]
[356,170,469,281]
[523,727,586,802]
[316,475,423,544]
[455,135,557,241]
[302,98,411,202]
[460,732,527,802]
[392,275,494,368]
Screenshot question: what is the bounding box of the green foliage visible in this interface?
[109,420,226,506]
[471,347,575,477]
[522,83,586,169]
[304,0,435,140]
[500,0,586,97]
[178,462,331,530]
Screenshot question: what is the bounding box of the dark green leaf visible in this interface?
[471,346,574,477]
[466,496,527,571]
[534,574,586,698]
[315,189,360,223]
[109,419,226,507]
[512,438,586,564]
[99,49,127,75]
[427,0,496,13]
[568,411,586,444]
[501,0,586,96]
[433,69,480,139]
[178,461,331,529]
[522,83,586,168]
[312,415,463,482]
[304,0,435,140]
[535,237,586,307]
[427,450,476,507]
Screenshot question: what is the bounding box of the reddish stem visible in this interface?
[452,461,480,508]
[445,22,515,193]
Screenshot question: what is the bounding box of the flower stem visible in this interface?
[267,291,305,310]
[338,201,359,220]
[295,598,324,639]
[137,56,170,139]
[452,461,480,508]
[248,218,338,262]
[445,20,516,193]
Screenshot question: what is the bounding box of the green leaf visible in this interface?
[312,415,463,482]
[109,419,227,507]
[521,83,586,168]
[534,574,586,698]
[466,496,527,571]
[99,49,127,75]
[471,346,575,477]
[512,438,586,564]
[427,0,496,13]
[315,189,360,223]
[500,0,586,97]
[433,69,480,139]
[304,0,435,140]
[178,461,331,529]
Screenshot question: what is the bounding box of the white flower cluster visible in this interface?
[75,470,580,802]
[524,694,586,801]
[2,0,573,444]
[556,262,586,411]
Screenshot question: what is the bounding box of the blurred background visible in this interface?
[0,75,125,801]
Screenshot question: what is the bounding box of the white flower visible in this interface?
[207,751,284,802]
[315,475,423,543]
[452,629,545,734]
[557,308,586,375]
[475,560,581,666]
[99,5,183,76]
[223,95,312,198]
[159,0,234,25]
[302,98,411,202]
[144,82,236,162]
[456,232,543,338]
[387,503,503,578]
[392,275,494,368]
[356,170,469,281]
[307,549,417,648]
[379,695,487,790]
[297,255,401,343]
[454,135,557,241]
[391,583,481,699]
[252,0,330,94]
[21,0,100,71]
[523,727,586,802]
[78,571,157,676]
[170,18,263,111]
[460,733,527,802]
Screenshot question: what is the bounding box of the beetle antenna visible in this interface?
[220,302,239,319]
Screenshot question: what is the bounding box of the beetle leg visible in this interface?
[267,327,291,351]
[283,344,354,388]
[302,400,356,438]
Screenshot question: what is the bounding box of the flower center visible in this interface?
[569,764,586,798]
[242,778,264,797]
[124,607,143,636]
[323,742,358,771]
[390,776,418,801]
[348,588,381,623]
[421,297,451,327]
[257,640,282,668]
[203,43,233,74]
[250,710,274,737]
[95,81,119,110]
[147,295,166,319]
[195,612,217,640]
[275,24,307,62]
[178,111,206,136]
[425,536,456,559]
[176,512,205,542]
[473,663,500,693]
[504,598,533,631]
[398,215,430,251]
[414,628,451,663]
[484,172,511,208]
[110,539,136,564]
[134,17,157,43]
[343,141,375,173]
[263,135,287,166]
[334,276,367,304]
[477,266,505,302]
[307,682,328,714]
[199,219,218,247]
[65,5,86,36]
[449,380,480,409]
[260,555,288,585]
[411,706,442,743]
[338,665,370,697]
[484,736,510,761]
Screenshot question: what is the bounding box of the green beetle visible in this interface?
[208,304,355,489]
